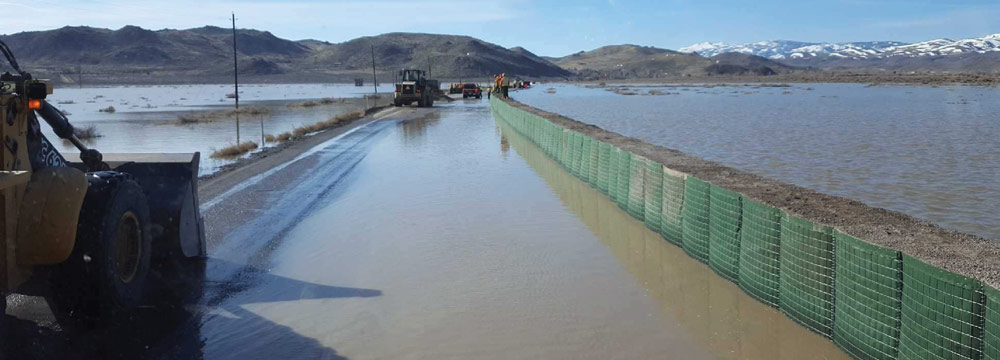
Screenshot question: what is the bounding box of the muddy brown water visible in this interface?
[195,101,847,359]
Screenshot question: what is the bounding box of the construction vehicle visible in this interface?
[393,69,434,107]
[0,40,205,325]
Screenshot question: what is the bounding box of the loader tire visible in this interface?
[48,174,152,324]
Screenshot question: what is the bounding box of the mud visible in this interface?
[500,96,1000,288]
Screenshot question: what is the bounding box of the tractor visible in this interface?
[393,69,435,107]
[0,40,205,326]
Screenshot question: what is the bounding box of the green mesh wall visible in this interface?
[587,139,600,187]
[709,185,742,283]
[834,233,903,360]
[627,154,647,221]
[682,176,711,263]
[615,151,632,211]
[986,286,1000,360]
[643,160,663,233]
[738,198,783,307]
[580,136,593,184]
[608,147,621,203]
[660,168,685,246]
[780,215,835,338]
[597,142,612,195]
[899,255,984,360]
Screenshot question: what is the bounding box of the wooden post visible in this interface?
[371,44,378,107]
[231,12,240,144]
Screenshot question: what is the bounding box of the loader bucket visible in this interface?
[73,153,206,258]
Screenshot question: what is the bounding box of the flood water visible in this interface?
[196,100,848,359]
[515,83,1000,241]
[42,84,378,174]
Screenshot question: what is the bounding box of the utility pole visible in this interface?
[231,12,240,144]
[370,44,378,107]
[427,55,431,79]
[77,64,82,88]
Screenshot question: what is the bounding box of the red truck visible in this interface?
[462,83,482,99]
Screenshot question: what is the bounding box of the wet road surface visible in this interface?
[4,99,850,359]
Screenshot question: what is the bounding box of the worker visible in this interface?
[501,73,509,98]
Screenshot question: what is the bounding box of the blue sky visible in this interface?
[2,0,998,56]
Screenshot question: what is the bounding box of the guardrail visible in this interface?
[490,96,998,360]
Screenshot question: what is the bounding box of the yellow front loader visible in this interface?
[0,40,205,325]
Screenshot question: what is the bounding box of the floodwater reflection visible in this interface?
[499,119,850,360]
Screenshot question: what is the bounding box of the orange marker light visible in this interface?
[27,99,42,110]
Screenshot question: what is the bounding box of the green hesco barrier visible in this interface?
[738,198,783,307]
[780,214,835,338]
[643,160,663,233]
[899,255,984,360]
[580,136,593,184]
[608,147,621,203]
[660,168,685,246]
[627,154,647,221]
[834,233,903,360]
[708,185,742,283]
[587,139,600,188]
[986,286,1000,360]
[597,142,611,195]
[682,176,711,263]
[489,99,1000,360]
[615,151,632,211]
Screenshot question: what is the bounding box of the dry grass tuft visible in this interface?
[264,134,276,143]
[281,110,366,142]
[178,106,271,124]
[211,141,259,159]
[74,125,102,139]
[99,106,116,113]
[288,98,342,108]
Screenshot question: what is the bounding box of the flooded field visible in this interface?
[42,84,379,174]
[194,100,847,359]
[515,83,1000,241]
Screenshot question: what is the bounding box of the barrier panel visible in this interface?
[986,286,999,360]
[559,129,570,169]
[738,198,782,307]
[660,167,685,246]
[580,136,593,184]
[709,184,742,283]
[597,142,612,194]
[644,160,663,233]
[834,233,903,360]
[587,139,600,188]
[899,255,984,360]
[780,214,835,338]
[570,131,582,177]
[615,150,632,211]
[627,154,647,221]
[608,147,621,203]
[491,98,998,360]
[682,176,711,263]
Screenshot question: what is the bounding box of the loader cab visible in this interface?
[398,69,425,82]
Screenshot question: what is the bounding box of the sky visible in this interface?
[2,0,998,57]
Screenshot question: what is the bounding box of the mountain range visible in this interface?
[1,25,998,84]
[681,34,1000,62]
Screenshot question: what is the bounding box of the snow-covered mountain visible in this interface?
[680,34,1000,60]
